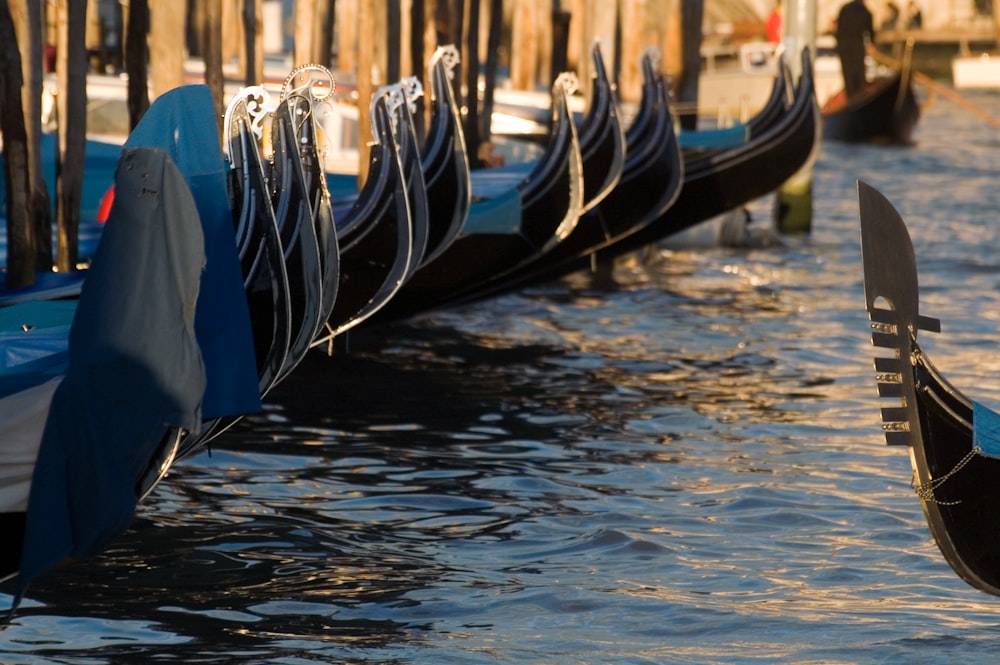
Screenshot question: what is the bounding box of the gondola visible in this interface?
[0,147,210,601]
[280,68,342,332]
[279,66,419,342]
[418,45,472,268]
[323,45,469,284]
[388,77,432,280]
[182,77,348,455]
[445,46,682,305]
[466,41,624,217]
[121,86,262,424]
[821,46,920,145]
[327,47,462,274]
[466,70,583,258]
[575,42,626,214]
[372,70,584,320]
[170,86,309,458]
[318,86,417,340]
[457,42,624,265]
[269,94,327,383]
[553,47,680,254]
[224,91,293,397]
[745,50,795,139]
[678,55,792,154]
[583,47,819,265]
[0,86,264,599]
[859,181,1000,597]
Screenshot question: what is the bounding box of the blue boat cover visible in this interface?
[678,124,749,151]
[973,401,1000,459]
[124,85,261,420]
[463,184,522,236]
[326,172,363,200]
[0,300,76,399]
[15,147,207,603]
[0,299,76,335]
[0,272,88,306]
[468,163,532,200]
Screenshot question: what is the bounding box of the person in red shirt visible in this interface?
[766,2,783,43]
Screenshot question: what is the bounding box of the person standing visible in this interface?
[835,0,875,98]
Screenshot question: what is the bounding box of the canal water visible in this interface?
[5,84,1000,664]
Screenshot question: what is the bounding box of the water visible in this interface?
[6,88,1000,664]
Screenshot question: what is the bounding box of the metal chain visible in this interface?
[913,446,981,505]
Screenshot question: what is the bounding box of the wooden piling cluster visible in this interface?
[0,0,694,289]
[328,1,682,103]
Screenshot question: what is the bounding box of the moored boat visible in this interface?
[224,91,293,397]
[447,46,681,305]
[0,147,211,599]
[319,86,417,340]
[417,45,472,268]
[372,71,584,320]
[858,180,1000,596]
[1,138,261,601]
[280,69,342,332]
[269,94,327,383]
[0,85,290,598]
[584,47,819,266]
[575,42,626,214]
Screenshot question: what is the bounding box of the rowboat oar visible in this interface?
[873,47,1000,132]
[911,70,1000,131]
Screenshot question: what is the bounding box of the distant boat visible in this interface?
[821,43,921,145]
[951,52,1000,90]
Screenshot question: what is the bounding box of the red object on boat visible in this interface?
[97,185,115,223]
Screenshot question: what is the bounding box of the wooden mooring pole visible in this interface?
[677,0,703,131]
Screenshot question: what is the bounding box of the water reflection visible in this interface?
[4,214,902,661]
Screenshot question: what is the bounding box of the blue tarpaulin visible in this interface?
[15,148,207,603]
[12,85,262,607]
[124,85,260,420]
[973,401,1000,459]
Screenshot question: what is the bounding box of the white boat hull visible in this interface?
[952,54,1000,89]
